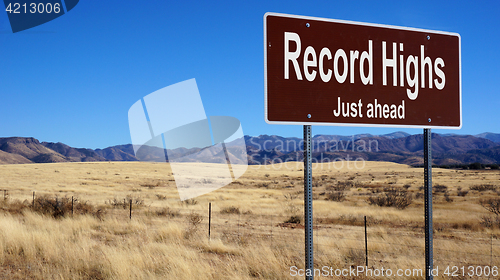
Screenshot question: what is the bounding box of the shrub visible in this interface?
[220,206,240,214]
[367,187,413,209]
[327,180,354,192]
[259,182,270,188]
[444,192,453,203]
[72,198,94,214]
[325,191,346,202]
[338,214,360,226]
[34,196,68,218]
[434,184,448,193]
[184,212,203,239]
[182,198,198,206]
[283,193,300,215]
[0,199,29,215]
[337,180,354,190]
[107,198,126,208]
[129,195,144,206]
[156,207,180,217]
[94,208,105,221]
[480,198,500,216]
[480,215,500,228]
[32,195,93,218]
[471,184,497,192]
[284,215,301,224]
[343,249,365,266]
[188,212,203,226]
[155,194,167,200]
[107,196,144,209]
[457,190,469,197]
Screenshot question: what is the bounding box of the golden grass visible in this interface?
[0,161,499,279]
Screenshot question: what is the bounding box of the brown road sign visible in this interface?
[264,13,461,129]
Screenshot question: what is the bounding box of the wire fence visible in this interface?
[2,189,500,278]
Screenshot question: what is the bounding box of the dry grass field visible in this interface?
[0,161,499,279]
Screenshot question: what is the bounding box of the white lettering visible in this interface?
[406,55,419,100]
[303,46,317,81]
[360,40,373,85]
[319,47,332,82]
[399,43,404,86]
[382,41,397,86]
[282,33,447,99]
[334,49,348,83]
[349,50,359,83]
[434,58,445,90]
[421,45,433,89]
[284,32,302,80]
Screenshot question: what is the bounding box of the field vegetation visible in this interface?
[0,161,499,279]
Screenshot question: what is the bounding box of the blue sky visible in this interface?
[1,1,499,149]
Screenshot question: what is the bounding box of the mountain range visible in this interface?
[0,132,499,166]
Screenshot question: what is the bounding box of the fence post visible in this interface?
[3,190,6,200]
[490,233,493,280]
[129,199,132,220]
[270,214,273,247]
[208,202,212,241]
[71,196,74,217]
[365,216,368,267]
[32,191,35,208]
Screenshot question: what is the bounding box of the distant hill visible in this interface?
[476,132,500,143]
[463,145,500,163]
[242,133,499,166]
[380,131,411,139]
[358,134,497,154]
[0,137,129,163]
[94,145,138,161]
[41,142,105,162]
[0,149,32,164]
[0,132,498,166]
[0,137,66,163]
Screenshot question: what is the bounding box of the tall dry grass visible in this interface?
[0,161,499,279]
[0,210,296,279]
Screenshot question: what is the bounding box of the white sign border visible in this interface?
[264,12,462,130]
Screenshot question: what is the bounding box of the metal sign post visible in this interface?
[303,125,314,280]
[424,128,433,279]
